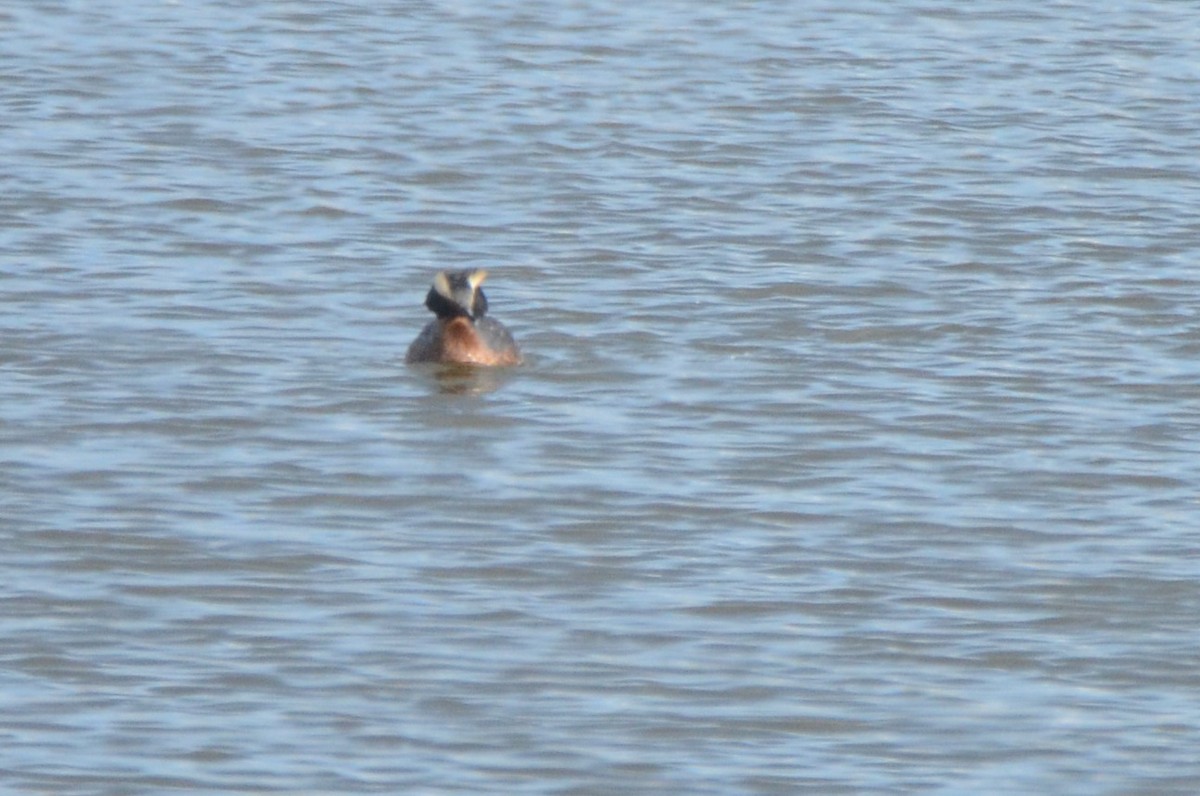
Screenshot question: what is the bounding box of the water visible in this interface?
[3,1,1199,793]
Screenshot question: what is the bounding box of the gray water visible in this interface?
[3,1,1200,793]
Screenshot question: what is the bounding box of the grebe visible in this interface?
[405,269,521,366]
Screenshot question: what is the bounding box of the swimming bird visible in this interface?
[405,269,521,366]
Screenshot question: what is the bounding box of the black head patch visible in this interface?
[424,269,488,320]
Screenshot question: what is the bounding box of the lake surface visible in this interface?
[3,1,1199,793]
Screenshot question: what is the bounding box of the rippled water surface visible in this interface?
[3,1,1200,793]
